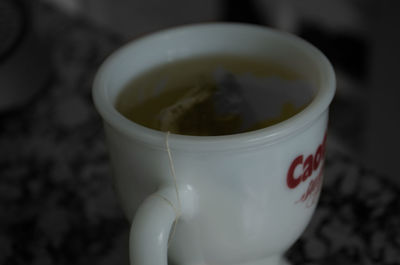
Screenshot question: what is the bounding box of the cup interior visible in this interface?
[93,23,335,149]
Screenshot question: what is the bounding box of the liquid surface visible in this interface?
[116,54,312,136]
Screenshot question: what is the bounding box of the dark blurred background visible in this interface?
[1,0,399,180]
[1,1,400,264]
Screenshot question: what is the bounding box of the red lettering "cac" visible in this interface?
[287,132,327,189]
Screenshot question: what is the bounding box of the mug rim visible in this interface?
[93,22,335,151]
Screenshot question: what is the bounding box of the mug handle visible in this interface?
[129,185,195,265]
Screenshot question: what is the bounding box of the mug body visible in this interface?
[93,23,335,265]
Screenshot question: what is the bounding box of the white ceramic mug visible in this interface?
[93,23,335,265]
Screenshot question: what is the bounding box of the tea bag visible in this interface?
[212,68,257,130]
[156,68,314,135]
[156,69,253,135]
[157,83,214,133]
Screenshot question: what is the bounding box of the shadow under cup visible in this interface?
[93,23,335,265]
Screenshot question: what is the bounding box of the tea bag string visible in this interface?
[153,193,180,247]
[166,131,182,213]
[156,131,181,246]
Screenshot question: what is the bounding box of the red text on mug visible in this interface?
[286,131,327,206]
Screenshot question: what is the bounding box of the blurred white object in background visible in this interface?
[41,0,219,38]
[40,0,82,14]
[254,0,365,33]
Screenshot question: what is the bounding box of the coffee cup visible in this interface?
[93,23,335,265]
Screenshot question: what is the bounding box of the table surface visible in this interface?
[1,4,399,265]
